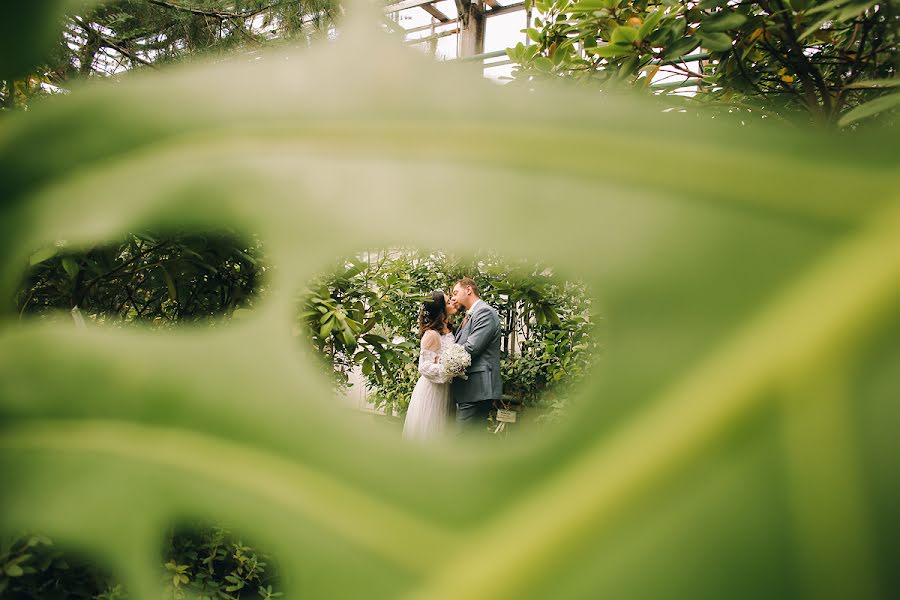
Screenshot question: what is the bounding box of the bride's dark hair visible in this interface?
[418,290,447,337]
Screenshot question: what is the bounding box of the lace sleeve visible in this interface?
[418,334,450,384]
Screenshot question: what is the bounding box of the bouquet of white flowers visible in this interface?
[440,343,471,380]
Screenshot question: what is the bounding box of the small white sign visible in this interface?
[496,409,517,423]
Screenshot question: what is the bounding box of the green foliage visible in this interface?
[299,250,421,395]
[17,230,267,327]
[0,527,281,599]
[502,313,596,404]
[1,0,339,109]
[161,524,281,600]
[509,0,898,126]
[0,534,121,599]
[299,250,598,414]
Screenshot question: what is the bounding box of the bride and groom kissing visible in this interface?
[402,277,502,441]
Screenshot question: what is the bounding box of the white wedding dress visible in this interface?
[402,331,455,442]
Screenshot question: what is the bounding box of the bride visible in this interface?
[402,290,459,441]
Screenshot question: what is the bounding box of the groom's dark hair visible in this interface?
[455,277,480,297]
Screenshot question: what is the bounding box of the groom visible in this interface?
[450,277,502,436]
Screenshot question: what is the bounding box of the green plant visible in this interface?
[1,0,339,110]
[509,0,898,127]
[299,250,598,414]
[0,534,122,599]
[0,526,282,600]
[17,230,267,327]
[162,525,282,600]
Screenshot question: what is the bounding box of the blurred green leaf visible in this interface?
[699,31,734,51]
[838,92,900,127]
[28,247,57,266]
[0,4,898,600]
[637,10,663,40]
[585,44,632,57]
[61,257,79,279]
[701,10,748,32]
[611,26,639,45]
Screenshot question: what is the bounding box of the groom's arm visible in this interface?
[462,309,498,359]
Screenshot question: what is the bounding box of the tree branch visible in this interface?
[146,0,298,20]
[772,0,833,119]
[72,15,157,69]
[83,240,170,292]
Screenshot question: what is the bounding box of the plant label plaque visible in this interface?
[496,409,517,423]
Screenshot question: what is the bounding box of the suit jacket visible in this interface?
[452,300,502,404]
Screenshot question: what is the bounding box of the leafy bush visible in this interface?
[0,534,121,599]
[17,230,267,327]
[161,524,281,600]
[509,0,898,127]
[299,249,599,415]
[0,527,281,600]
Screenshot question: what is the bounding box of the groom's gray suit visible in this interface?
[452,299,502,434]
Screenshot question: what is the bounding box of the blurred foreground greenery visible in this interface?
[1,1,899,599]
